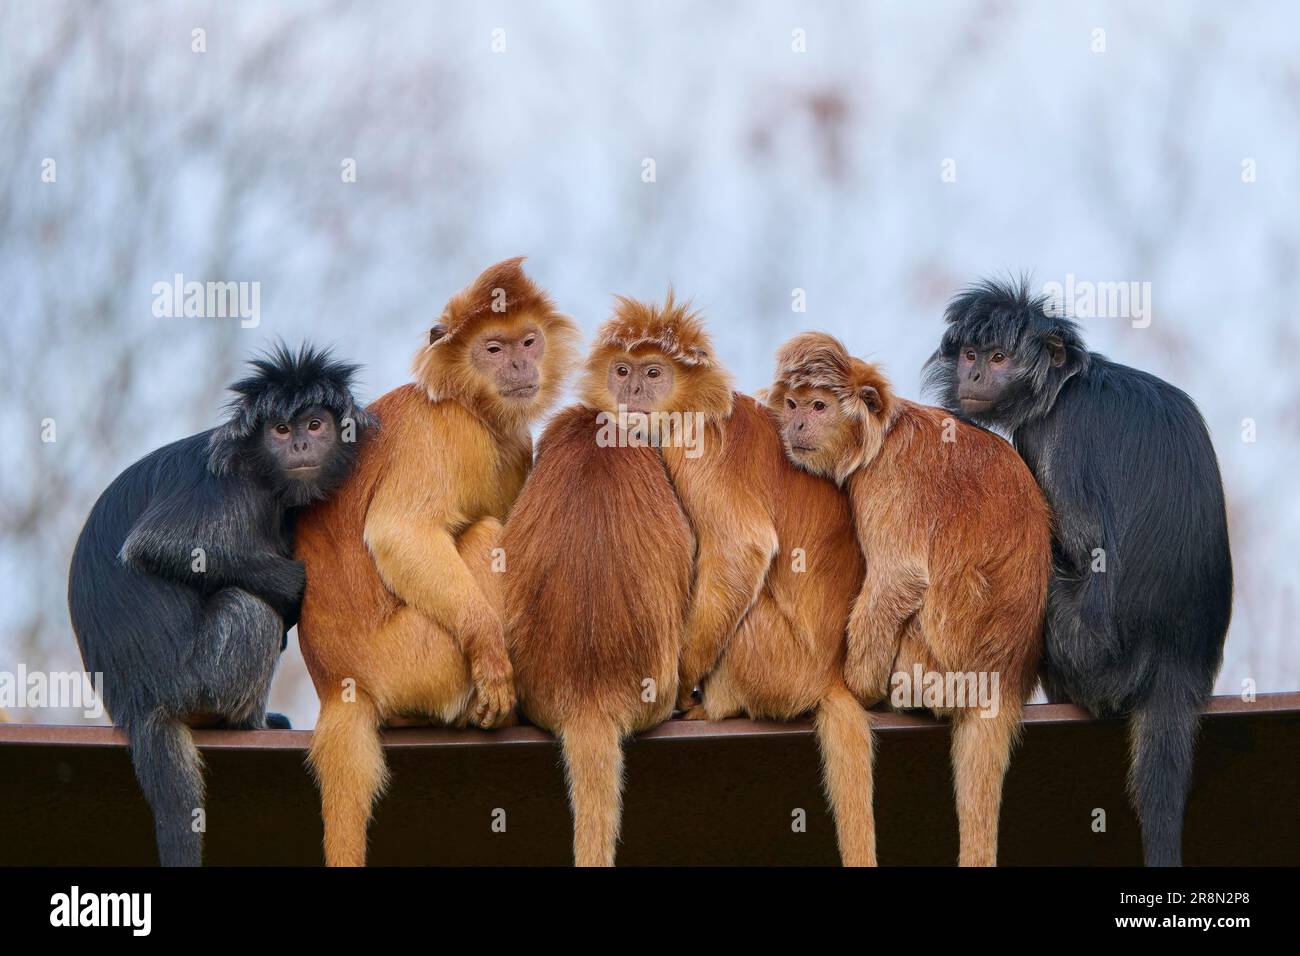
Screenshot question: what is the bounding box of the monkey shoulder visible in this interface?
[1050,359,1216,473]
[82,430,234,547]
[536,404,604,454]
[722,393,787,463]
[890,403,1040,508]
[536,404,658,475]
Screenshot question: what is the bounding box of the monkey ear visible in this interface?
[859,385,883,414]
[429,324,448,345]
[1045,334,1067,368]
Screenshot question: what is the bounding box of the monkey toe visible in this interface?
[265,712,292,730]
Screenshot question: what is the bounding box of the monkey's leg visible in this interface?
[687,671,743,720]
[950,703,1020,867]
[123,708,204,867]
[814,684,877,866]
[129,588,281,866]
[190,588,284,730]
[676,526,777,710]
[309,692,387,867]
[846,569,926,704]
[1129,687,1200,867]
[558,712,625,867]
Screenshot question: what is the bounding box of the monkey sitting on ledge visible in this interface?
[69,343,374,867]
[501,296,696,867]
[770,331,1050,866]
[573,295,877,866]
[294,258,579,867]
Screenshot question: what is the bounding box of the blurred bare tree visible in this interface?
[2,0,1296,725]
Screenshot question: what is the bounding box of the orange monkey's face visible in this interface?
[776,385,857,479]
[606,351,676,413]
[469,322,547,403]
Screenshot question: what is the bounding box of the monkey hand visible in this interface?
[468,646,516,729]
[676,684,701,713]
[261,557,307,623]
[843,647,897,708]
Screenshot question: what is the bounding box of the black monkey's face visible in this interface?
[260,404,339,480]
[956,345,1019,416]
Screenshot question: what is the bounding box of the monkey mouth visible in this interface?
[789,444,817,453]
[959,397,994,413]
[286,465,322,475]
[502,384,540,398]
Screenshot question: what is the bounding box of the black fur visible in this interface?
[924,278,1232,867]
[68,343,375,866]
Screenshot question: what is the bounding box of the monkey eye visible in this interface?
[522,337,536,348]
[646,367,661,378]
[274,422,291,436]
[812,400,827,411]
[786,398,796,410]
[616,365,630,377]
[965,349,977,361]
[307,419,322,432]
[991,351,1006,364]
[486,344,502,354]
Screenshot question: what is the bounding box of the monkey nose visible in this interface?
[796,422,804,431]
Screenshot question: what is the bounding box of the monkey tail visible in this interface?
[308,694,388,867]
[123,710,205,867]
[1129,689,1201,867]
[814,684,877,866]
[950,699,1022,866]
[558,712,625,867]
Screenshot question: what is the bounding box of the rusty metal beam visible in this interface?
[1,693,1296,865]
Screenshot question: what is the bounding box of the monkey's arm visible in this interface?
[120,480,304,621]
[363,476,514,725]
[844,566,927,705]
[677,517,779,709]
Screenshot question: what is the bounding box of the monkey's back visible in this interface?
[856,400,1050,700]
[707,396,864,712]
[502,405,694,733]
[69,431,227,716]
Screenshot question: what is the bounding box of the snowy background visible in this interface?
[3,0,1297,727]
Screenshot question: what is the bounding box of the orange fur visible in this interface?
[414,256,578,433]
[579,293,734,424]
[770,331,1051,866]
[585,296,877,866]
[502,403,694,866]
[295,260,577,866]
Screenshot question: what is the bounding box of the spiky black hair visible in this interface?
[209,341,377,476]
[922,277,1090,430]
